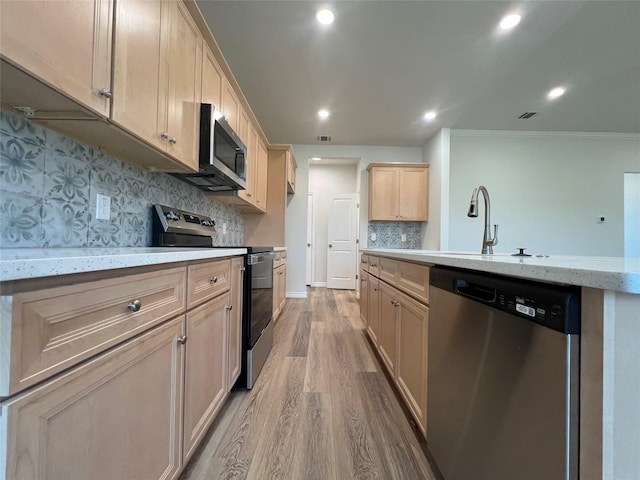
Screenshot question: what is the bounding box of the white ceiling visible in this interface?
[197,1,640,147]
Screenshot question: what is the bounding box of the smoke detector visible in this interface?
[316,135,332,142]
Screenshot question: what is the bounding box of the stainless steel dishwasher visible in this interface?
[427,266,580,480]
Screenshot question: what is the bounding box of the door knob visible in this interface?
[329,244,332,248]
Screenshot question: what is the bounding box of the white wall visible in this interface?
[309,163,358,285]
[286,144,422,297]
[449,131,640,256]
[421,128,451,250]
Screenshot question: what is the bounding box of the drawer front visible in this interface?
[397,261,430,304]
[187,259,231,309]
[273,251,283,268]
[360,254,369,272]
[379,257,399,285]
[4,267,187,396]
[368,255,379,277]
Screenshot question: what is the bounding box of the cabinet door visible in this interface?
[183,293,228,463]
[1,317,184,480]
[397,291,429,433]
[228,257,244,390]
[398,167,428,221]
[112,0,167,151]
[279,261,287,312]
[367,276,380,344]
[239,123,258,204]
[221,79,240,132]
[272,265,280,320]
[369,167,398,220]
[202,45,223,111]
[255,138,269,211]
[165,0,202,170]
[360,270,369,327]
[378,282,399,376]
[0,0,113,116]
[238,106,251,145]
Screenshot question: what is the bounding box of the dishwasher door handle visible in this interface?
[454,279,496,304]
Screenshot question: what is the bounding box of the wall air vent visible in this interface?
[518,112,538,119]
[316,135,332,142]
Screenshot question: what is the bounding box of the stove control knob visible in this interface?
[166,210,180,221]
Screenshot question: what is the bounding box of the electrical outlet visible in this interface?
[223,223,227,234]
[96,194,111,220]
[371,232,377,241]
[401,234,407,242]
[597,216,605,223]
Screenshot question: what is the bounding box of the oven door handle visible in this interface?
[248,252,274,265]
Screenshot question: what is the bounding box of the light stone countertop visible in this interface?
[362,249,640,294]
[0,247,247,282]
[273,246,288,252]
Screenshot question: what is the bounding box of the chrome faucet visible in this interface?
[467,185,498,254]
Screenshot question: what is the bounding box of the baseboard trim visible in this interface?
[286,291,307,299]
[311,282,327,287]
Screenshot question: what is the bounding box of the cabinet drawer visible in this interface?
[379,257,399,285]
[397,262,430,304]
[187,259,231,309]
[368,255,380,277]
[1,267,187,397]
[273,251,283,268]
[360,254,369,272]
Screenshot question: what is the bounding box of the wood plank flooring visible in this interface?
[180,288,438,480]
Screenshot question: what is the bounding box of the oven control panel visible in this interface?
[153,204,216,237]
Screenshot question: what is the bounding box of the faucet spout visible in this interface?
[467,185,498,254]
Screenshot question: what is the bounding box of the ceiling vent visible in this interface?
[518,112,538,119]
[316,135,332,142]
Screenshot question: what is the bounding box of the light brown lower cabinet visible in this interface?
[361,255,429,434]
[272,253,287,322]
[183,293,229,464]
[0,316,185,480]
[227,256,244,390]
[360,270,369,327]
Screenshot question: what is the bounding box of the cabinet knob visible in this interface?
[177,335,187,345]
[99,88,112,98]
[127,299,142,312]
[170,137,177,144]
[161,132,169,139]
[329,244,332,248]
[210,276,218,284]
[226,304,233,311]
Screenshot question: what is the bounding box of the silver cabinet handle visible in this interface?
[127,299,142,312]
[210,276,218,284]
[161,132,169,139]
[226,304,232,311]
[177,335,187,345]
[99,88,112,98]
[170,137,177,144]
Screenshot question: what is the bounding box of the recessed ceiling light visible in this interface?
[318,109,330,119]
[316,9,334,25]
[548,86,566,99]
[311,157,322,161]
[499,13,521,30]
[423,111,437,121]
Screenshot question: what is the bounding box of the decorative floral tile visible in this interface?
[42,199,89,247]
[44,151,90,205]
[120,212,149,247]
[88,214,121,247]
[46,129,92,164]
[0,135,46,195]
[121,177,149,213]
[0,192,43,247]
[0,110,46,148]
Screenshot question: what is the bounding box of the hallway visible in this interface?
[181,288,438,480]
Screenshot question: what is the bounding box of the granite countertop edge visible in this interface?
[0,247,248,282]
[361,249,640,294]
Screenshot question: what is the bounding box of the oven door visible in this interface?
[247,252,274,348]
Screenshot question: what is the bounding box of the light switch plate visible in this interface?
[401,234,407,242]
[96,194,111,220]
[223,223,227,234]
[371,232,377,241]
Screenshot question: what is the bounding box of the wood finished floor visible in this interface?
[180,288,438,480]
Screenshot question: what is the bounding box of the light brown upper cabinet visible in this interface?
[0,0,113,118]
[112,0,202,171]
[286,148,297,194]
[367,163,429,221]
[202,44,223,112]
[221,78,240,133]
[256,139,269,209]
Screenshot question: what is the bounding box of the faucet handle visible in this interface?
[487,224,499,246]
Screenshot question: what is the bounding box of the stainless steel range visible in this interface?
[152,205,274,389]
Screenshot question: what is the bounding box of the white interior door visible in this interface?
[326,193,357,290]
[624,172,640,257]
[306,192,314,286]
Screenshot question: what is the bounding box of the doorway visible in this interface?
[308,159,359,289]
[624,172,640,257]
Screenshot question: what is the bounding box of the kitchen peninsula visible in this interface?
[362,248,640,480]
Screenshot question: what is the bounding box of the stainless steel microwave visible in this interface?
[173,103,247,191]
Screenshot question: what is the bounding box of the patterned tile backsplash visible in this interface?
[0,109,244,248]
[367,221,422,249]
